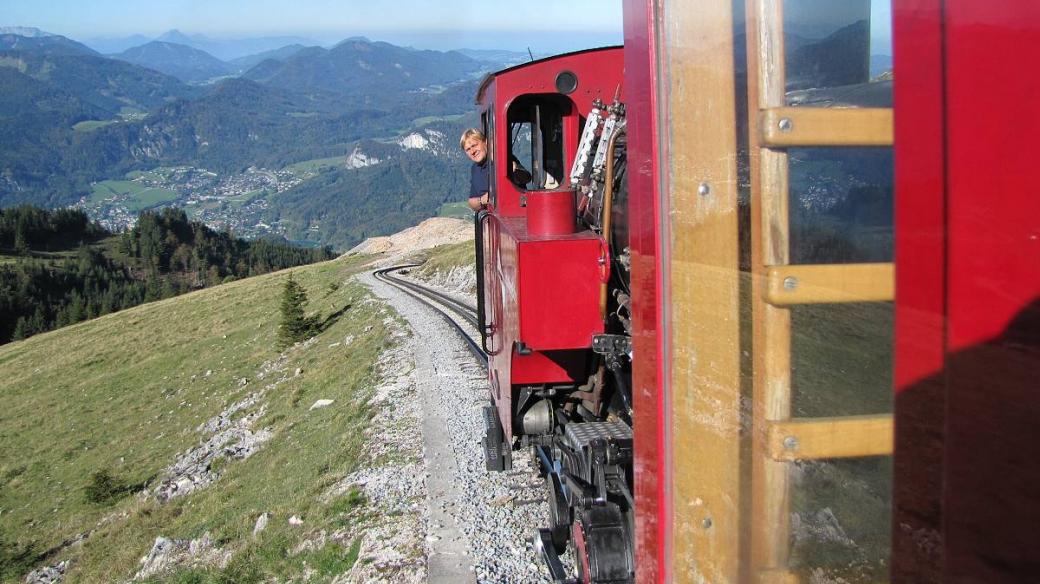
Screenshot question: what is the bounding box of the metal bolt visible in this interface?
[778,117,793,132]
[783,436,799,450]
[783,276,798,291]
[698,182,711,196]
[702,517,713,529]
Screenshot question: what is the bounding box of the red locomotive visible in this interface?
[474,1,1040,582]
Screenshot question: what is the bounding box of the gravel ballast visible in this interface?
[361,270,564,584]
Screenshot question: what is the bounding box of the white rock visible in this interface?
[253,512,269,537]
[309,399,335,411]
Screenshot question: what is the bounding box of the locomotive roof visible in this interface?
[474,45,623,104]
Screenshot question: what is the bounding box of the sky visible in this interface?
[1,0,625,52]
[2,0,892,55]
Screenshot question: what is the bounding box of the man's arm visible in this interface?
[468,192,489,211]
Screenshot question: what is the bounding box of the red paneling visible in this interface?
[891,1,948,580]
[893,0,947,392]
[942,1,1040,580]
[518,237,604,350]
[623,0,667,581]
[944,1,1040,350]
[893,1,1040,581]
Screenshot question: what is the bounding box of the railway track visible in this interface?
[373,264,487,367]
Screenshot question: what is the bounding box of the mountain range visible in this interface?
[113,41,234,83]
[0,27,497,248]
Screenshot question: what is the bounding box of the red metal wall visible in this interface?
[893,0,1040,581]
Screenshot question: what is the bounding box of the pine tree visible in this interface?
[278,273,318,348]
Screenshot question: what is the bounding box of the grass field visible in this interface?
[437,202,471,219]
[284,156,345,175]
[89,180,180,211]
[72,120,118,133]
[411,113,467,128]
[415,240,474,278]
[0,256,394,583]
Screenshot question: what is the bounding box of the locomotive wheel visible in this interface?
[571,502,634,583]
[545,474,571,553]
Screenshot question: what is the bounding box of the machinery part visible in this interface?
[535,528,575,583]
[546,471,571,553]
[519,398,555,435]
[483,405,509,472]
[569,100,604,185]
[592,334,632,357]
[571,502,635,584]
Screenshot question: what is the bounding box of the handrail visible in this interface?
[474,210,493,354]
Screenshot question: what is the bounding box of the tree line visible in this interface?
[0,205,334,344]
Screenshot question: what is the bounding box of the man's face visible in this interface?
[463,136,487,164]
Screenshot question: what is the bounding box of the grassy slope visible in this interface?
[414,240,474,279]
[0,255,394,583]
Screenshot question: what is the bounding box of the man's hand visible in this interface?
[468,193,489,211]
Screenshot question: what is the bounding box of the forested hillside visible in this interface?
[268,148,469,248]
[0,31,499,250]
[0,206,333,344]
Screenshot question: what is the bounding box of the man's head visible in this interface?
[460,128,487,164]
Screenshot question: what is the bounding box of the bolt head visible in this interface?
[698,182,711,196]
[778,117,793,132]
[783,436,799,450]
[783,276,798,291]
[702,517,713,529]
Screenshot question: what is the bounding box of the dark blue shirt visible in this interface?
[470,159,489,199]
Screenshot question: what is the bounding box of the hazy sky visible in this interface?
[2,0,624,51]
[3,0,893,54]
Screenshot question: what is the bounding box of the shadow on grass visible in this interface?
[317,304,352,333]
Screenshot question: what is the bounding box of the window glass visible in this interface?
[789,456,893,583]
[784,0,893,107]
[788,147,893,264]
[791,302,894,417]
[506,95,570,190]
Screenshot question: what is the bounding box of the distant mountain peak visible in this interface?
[158,29,197,43]
[0,30,100,56]
[0,26,56,38]
[115,40,231,83]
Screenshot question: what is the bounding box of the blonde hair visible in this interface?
[459,128,486,150]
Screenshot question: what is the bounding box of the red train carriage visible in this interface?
[474,46,635,580]
[475,1,1040,582]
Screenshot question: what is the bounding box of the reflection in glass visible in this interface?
[788,147,893,264]
[789,456,893,583]
[784,0,893,107]
[791,302,894,418]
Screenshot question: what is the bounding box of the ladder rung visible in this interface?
[767,415,893,461]
[765,263,893,305]
[761,107,893,147]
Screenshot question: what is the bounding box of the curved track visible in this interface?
[373,265,487,367]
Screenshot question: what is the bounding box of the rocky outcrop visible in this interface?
[24,561,68,584]
[346,217,471,257]
[134,533,231,580]
[149,346,305,503]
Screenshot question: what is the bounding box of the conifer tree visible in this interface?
[278,273,318,348]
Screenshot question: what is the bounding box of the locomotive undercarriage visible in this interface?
[497,358,634,583]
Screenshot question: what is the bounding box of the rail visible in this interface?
[373,265,487,367]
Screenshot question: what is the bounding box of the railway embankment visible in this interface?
[2,215,517,584]
[0,253,419,583]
